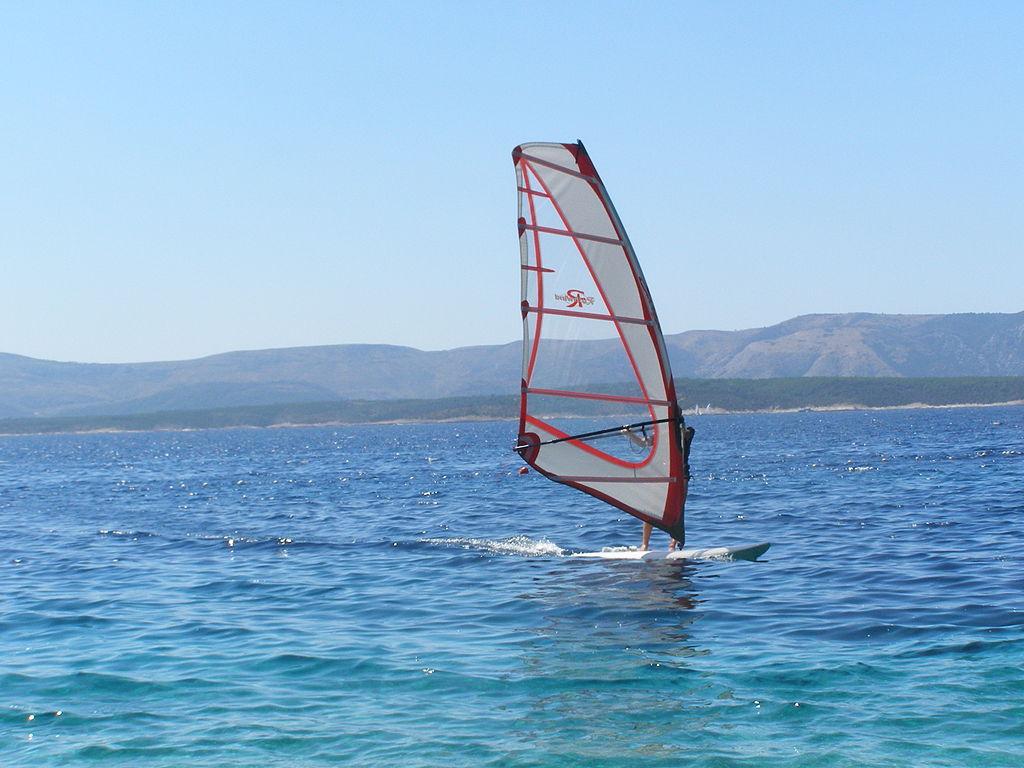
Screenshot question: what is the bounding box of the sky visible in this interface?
[1,1,1022,363]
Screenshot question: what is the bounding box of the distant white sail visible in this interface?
[512,142,686,538]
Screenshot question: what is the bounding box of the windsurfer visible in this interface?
[640,521,676,551]
[638,422,695,551]
[622,426,679,551]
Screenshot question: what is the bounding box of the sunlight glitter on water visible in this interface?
[1,407,1022,766]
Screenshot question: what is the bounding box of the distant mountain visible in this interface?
[664,311,1024,378]
[2,311,1023,419]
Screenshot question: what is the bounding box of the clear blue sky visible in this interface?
[2,1,1021,363]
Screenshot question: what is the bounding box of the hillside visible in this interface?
[665,312,1024,378]
[2,377,1022,435]
[2,311,1023,419]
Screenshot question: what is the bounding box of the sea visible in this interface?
[1,406,1022,767]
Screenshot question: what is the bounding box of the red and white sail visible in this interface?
[513,141,686,537]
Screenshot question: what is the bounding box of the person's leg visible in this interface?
[641,522,652,550]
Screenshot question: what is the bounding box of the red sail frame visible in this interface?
[513,142,687,538]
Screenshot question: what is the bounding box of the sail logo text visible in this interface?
[556,289,596,308]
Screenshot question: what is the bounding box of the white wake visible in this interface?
[419,535,564,557]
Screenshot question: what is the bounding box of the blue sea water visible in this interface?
[1,407,1022,766]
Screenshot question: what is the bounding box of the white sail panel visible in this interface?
[513,141,686,536]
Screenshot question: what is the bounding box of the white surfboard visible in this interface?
[572,542,770,562]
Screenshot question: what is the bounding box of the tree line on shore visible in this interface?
[1,377,1022,435]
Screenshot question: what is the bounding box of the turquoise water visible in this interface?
[2,407,1022,766]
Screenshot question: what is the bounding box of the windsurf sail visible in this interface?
[512,141,687,540]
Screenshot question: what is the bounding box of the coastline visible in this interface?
[686,398,1024,416]
[2,399,1021,438]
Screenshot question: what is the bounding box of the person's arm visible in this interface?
[625,426,652,448]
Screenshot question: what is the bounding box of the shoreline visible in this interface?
[1,399,1020,437]
[686,398,1024,416]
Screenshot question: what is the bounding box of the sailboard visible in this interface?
[572,543,771,562]
[511,141,769,560]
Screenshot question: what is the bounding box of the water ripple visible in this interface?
[1,409,1023,765]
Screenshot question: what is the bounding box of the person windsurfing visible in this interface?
[637,420,694,551]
